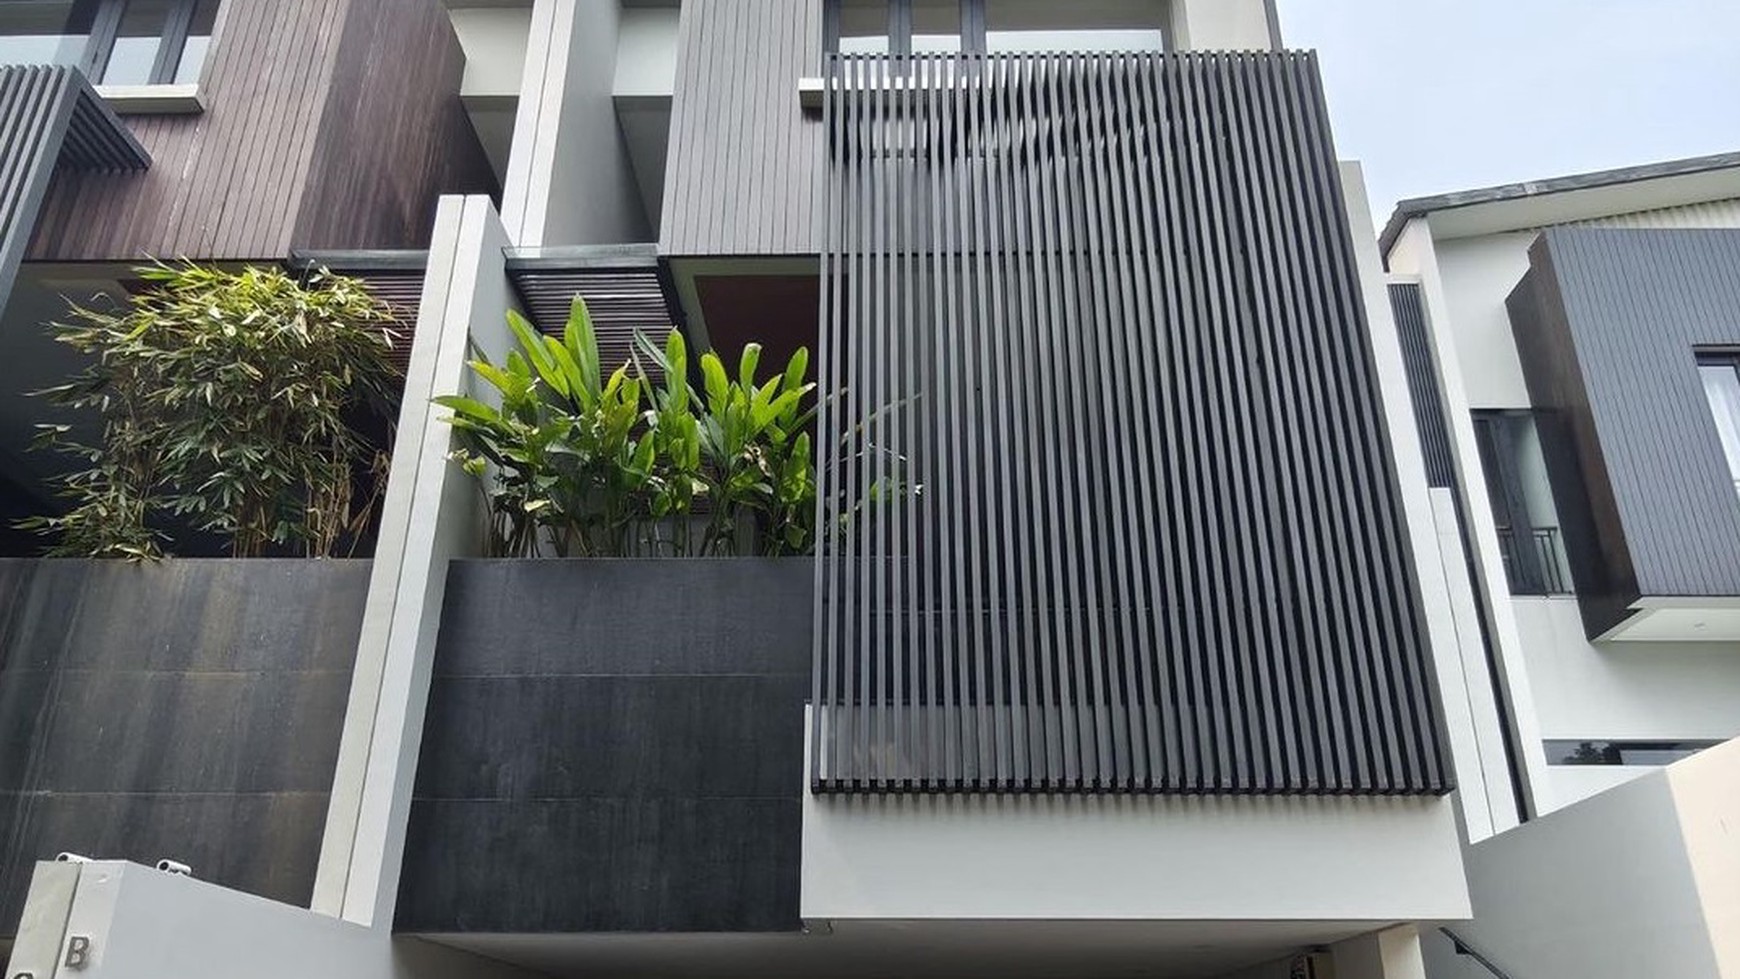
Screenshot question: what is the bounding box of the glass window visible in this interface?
[1699,358,1740,502]
[910,0,961,53]
[1473,410,1576,596]
[1546,740,1721,766]
[0,1,90,67]
[102,0,169,85]
[836,0,890,54]
[170,0,215,83]
[985,0,1167,53]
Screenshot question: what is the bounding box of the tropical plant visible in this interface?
[439,296,817,558]
[23,262,402,559]
[438,300,652,557]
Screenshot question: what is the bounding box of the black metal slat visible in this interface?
[813,52,1451,796]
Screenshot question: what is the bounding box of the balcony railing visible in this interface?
[809,50,1452,796]
[1496,525,1572,596]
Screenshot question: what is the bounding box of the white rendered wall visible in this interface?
[1421,747,1737,979]
[1385,217,1559,824]
[448,7,531,98]
[1516,600,1740,741]
[1171,0,1277,50]
[1408,198,1740,412]
[1512,598,1740,809]
[1333,926,1428,979]
[502,0,650,245]
[1673,739,1740,978]
[614,6,679,97]
[802,784,1468,921]
[801,704,1469,923]
[6,861,537,979]
[1344,163,1515,839]
[1426,234,1536,410]
[313,195,515,926]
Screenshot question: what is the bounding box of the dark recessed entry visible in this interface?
[694,274,819,371]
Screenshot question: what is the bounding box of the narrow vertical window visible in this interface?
[172,0,217,84]
[1472,410,1576,595]
[92,0,216,86]
[1698,356,1740,502]
[0,1,92,67]
[910,0,963,53]
[832,0,892,54]
[984,0,1168,53]
[101,0,168,84]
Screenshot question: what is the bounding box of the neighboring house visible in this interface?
[0,2,1516,978]
[1381,152,1740,978]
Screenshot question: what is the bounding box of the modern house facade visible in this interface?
[1379,153,1740,977]
[0,2,1518,977]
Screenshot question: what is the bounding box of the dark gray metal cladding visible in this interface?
[811,51,1452,796]
[1389,283,1456,490]
[1508,227,1740,640]
[0,65,147,310]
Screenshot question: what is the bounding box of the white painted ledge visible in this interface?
[95,83,204,115]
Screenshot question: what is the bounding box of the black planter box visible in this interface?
[397,558,813,934]
[0,558,370,934]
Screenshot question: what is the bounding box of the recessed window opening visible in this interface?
[825,0,1169,56]
[1698,352,1740,504]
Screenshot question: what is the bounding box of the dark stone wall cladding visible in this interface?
[396,559,811,934]
[0,558,368,933]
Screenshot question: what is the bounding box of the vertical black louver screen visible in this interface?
[1388,283,1456,489]
[811,51,1450,796]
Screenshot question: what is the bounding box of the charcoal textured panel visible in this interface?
[812,52,1450,796]
[397,559,810,934]
[1508,228,1740,637]
[660,0,822,255]
[1389,283,1456,489]
[0,559,367,935]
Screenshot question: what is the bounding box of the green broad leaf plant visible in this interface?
[437,296,817,558]
[22,262,402,559]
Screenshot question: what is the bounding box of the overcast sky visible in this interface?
[1275,0,1740,226]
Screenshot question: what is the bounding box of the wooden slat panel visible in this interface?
[811,51,1451,796]
[28,0,490,263]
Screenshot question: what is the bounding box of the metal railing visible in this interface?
[1496,525,1571,596]
[1441,928,1516,979]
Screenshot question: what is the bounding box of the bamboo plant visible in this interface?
[23,262,401,559]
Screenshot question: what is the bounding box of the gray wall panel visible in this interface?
[0,558,368,934]
[660,0,822,256]
[396,559,809,934]
[1508,228,1740,635]
[811,51,1450,796]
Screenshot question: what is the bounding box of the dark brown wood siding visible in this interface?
[293,0,494,250]
[27,0,490,262]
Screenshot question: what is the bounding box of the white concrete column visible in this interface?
[1338,161,1509,840]
[1387,217,1555,827]
[1331,925,1429,979]
[1170,0,1279,51]
[500,0,650,246]
[311,194,513,927]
